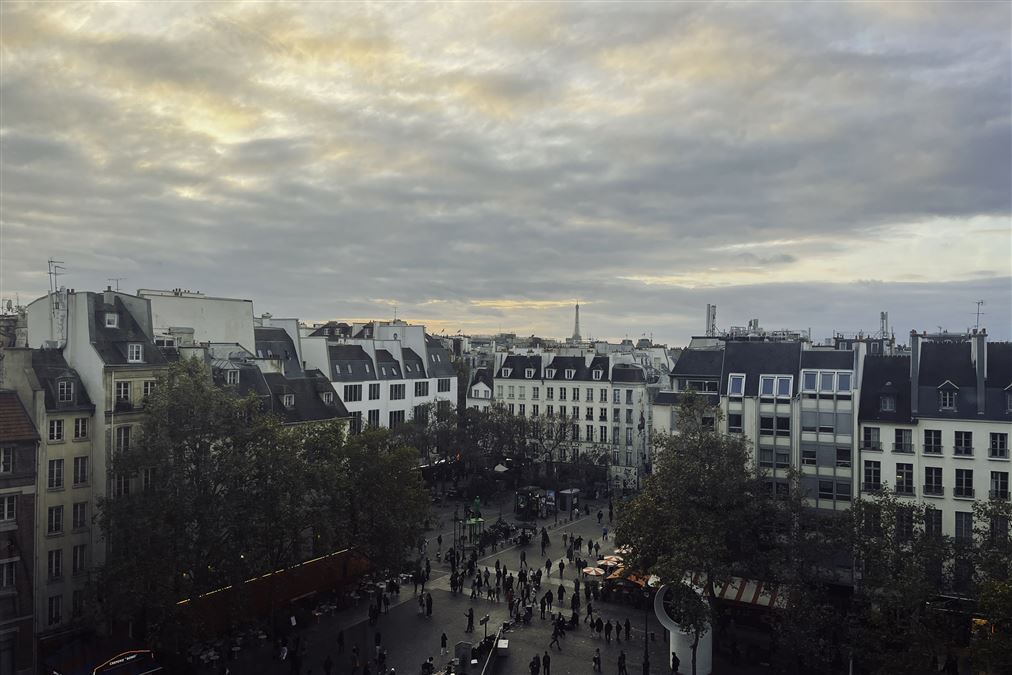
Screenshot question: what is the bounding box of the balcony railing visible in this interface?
[990,490,1010,501]
[896,484,916,496]
[954,487,975,499]
[862,482,882,492]
[923,484,945,496]
[862,441,882,451]
[989,449,1010,459]
[923,444,943,455]
[893,442,914,454]
[954,446,974,457]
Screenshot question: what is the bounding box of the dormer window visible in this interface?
[381,366,387,376]
[880,395,896,412]
[592,370,602,381]
[282,394,295,408]
[226,370,239,385]
[57,380,74,403]
[502,368,512,377]
[364,363,371,373]
[939,390,957,411]
[728,374,745,397]
[335,364,342,375]
[105,313,118,328]
[759,375,792,398]
[564,369,575,380]
[546,368,556,379]
[1006,391,1012,413]
[322,392,334,404]
[405,364,412,372]
[525,368,535,379]
[127,344,143,363]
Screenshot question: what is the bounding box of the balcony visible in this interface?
[114,400,134,413]
[861,482,882,492]
[892,442,914,454]
[923,485,945,497]
[954,487,975,499]
[954,446,974,457]
[896,485,916,496]
[861,442,882,451]
[923,444,943,455]
[990,490,1010,501]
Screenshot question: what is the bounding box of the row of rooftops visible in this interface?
[322,336,456,383]
[492,353,648,384]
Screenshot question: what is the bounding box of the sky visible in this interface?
[2,1,1010,345]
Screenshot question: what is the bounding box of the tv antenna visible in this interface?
[47,258,66,294]
[107,277,125,291]
[974,300,985,330]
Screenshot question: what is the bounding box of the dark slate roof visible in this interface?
[254,327,302,377]
[0,390,39,441]
[261,370,349,424]
[496,354,543,380]
[544,355,592,381]
[917,342,976,387]
[401,348,427,379]
[653,391,719,407]
[672,349,724,377]
[801,350,855,370]
[31,349,95,413]
[212,361,271,399]
[425,335,456,378]
[307,322,352,338]
[859,355,912,423]
[90,296,168,366]
[988,342,1012,385]
[469,368,494,390]
[374,349,402,379]
[719,342,801,396]
[589,356,610,378]
[328,344,376,382]
[611,364,646,383]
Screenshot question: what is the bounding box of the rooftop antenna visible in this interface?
[107,277,125,291]
[47,258,65,295]
[393,304,397,321]
[974,300,985,330]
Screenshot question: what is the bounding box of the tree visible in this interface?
[664,582,710,675]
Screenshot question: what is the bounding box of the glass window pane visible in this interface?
[820,373,834,392]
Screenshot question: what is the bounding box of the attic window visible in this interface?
[105,313,119,328]
[364,363,371,373]
[546,368,556,379]
[127,344,144,363]
[728,374,745,397]
[381,366,387,376]
[226,370,239,385]
[880,395,896,412]
[502,368,512,377]
[405,364,412,372]
[592,370,602,381]
[939,390,957,411]
[335,364,342,375]
[525,368,535,379]
[57,380,74,402]
[322,392,334,404]
[282,394,295,408]
[564,369,575,380]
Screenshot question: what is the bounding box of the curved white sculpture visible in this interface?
[653,584,713,675]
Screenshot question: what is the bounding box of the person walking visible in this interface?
[426,592,433,618]
[558,560,565,578]
[549,624,562,651]
[546,589,554,612]
[558,584,566,605]
[545,559,552,577]
[593,649,602,672]
[605,620,613,643]
[584,601,595,624]
[624,619,632,641]
[374,632,382,661]
[588,539,594,556]
[520,550,527,569]
[602,526,609,541]
[418,596,425,616]
[670,652,680,674]
[540,596,547,620]
[465,608,474,633]
[437,534,443,552]
[597,510,603,525]
[608,502,614,522]
[618,651,628,675]
[594,541,601,556]
[440,633,448,656]
[529,656,540,675]
[542,651,552,675]
[595,616,604,640]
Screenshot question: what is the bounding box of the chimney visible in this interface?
[909,330,920,417]
[104,285,115,306]
[971,329,987,415]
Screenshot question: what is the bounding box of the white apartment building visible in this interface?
[465,368,493,412]
[858,330,1011,540]
[300,321,458,433]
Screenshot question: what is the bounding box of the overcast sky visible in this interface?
[2,2,1009,345]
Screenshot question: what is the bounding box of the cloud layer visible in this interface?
[2,2,1009,343]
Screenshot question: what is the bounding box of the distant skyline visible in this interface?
[2,2,1009,345]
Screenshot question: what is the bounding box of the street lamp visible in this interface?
[643,588,651,674]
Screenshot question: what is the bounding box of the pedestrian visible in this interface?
[337,631,345,654]
[562,532,568,547]
[588,539,594,556]
[546,588,554,612]
[426,558,432,580]
[383,592,390,614]
[323,654,334,675]
[618,651,628,675]
[593,649,602,672]
[540,596,547,620]
[374,631,382,660]
[529,656,540,675]
[418,596,425,616]
[605,620,613,643]
[426,592,433,617]
[670,652,680,675]
[597,510,603,525]
[437,534,443,552]
[465,607,474,633]
[441,633,448,656]
[594,542,601,556]
[624,619,631,641]
[558,584,566,605]
[558,560,565,578]
[596,617,604,639]
[609,503,614,522]
[550,625,562,651]
[543,651,552,675]
[520,550,527,569]
[602,526,608,541]
[584,601,594,624]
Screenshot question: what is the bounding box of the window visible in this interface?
[127,343,143,363]
[819,480,834,500]
[559,388,567,401]
[862,427,881,450]
[48,595,62,626]
[836,482,851,501]
[895,463,914,495]
[760,376,793,398]
[924,467,943,496]
[114,474,130,497]
[879,395,895,412]
[73,544,87,574]
[1,495,15,521]
[775,416,791,433]
[322,392,334,405]
[72,502,87,529]
[896,507,914,541]
[525,368,535,379]
[727,413,743,433]
[802,449,816,466]
[226,370,239,385]
[600,388,608,403]
[48,459,64,490]
[728,374,744,396]
[564,369,575,380]
[48,505,63,534]
[759,417,774,435]
[863,461,881,491]
[775,451,789,468]
[48,548,63,579]
[49,418,65,442]
[625,390,633,405]
[0,447,12,473]
[613,389,621,404]
[141,466,155,491]
[507,386,515,399]
[369,383,381,400]
[545,368,556,379]
[438,378,451,392]
[759,448,773,468]
[925,508,942,537]
[592,370,602,381]
[343,384,363,402]
[334,364,342,375]
[955,431,973,456]
[955,469,974,498]
[73,417,88,439]
[279,393,293,408]
[115,381,131,402]
[819,372,834,393]
[501,368,512,377]
[625,428,633,445]
[414,381,429,397]
[1008,392,1012,413]
[802,372,817,391]
[115,426,131,453]
[546,387,554,400]
[364,363,371,374]
[600,425,607,442]
[990,433,1009,459]
[585,407,593,421]
[939,389,957,411]
[390,384,405,400]
[1,560,14,589]
[955,511,973,541]
[547,405,554,418]
[759,376,775,396]
[58,380,74,402]
[991,471,1009,500]
[533,405,539,416]
[836,447,851,468]
[924,429,942,454]
[532,387,540,400]
[586,424,594,442]
[612,426,619,445]
[104,313,118,328]
[367,409,380,426]
[894,429,913,453]
[72,590,83,618]
[572,388,580,401]
[625,409,633,424]
[518,386,526,400]
[389,410,405,426]
[519,404,526,417]
[586,387,594,402]
[837,372,852,392]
